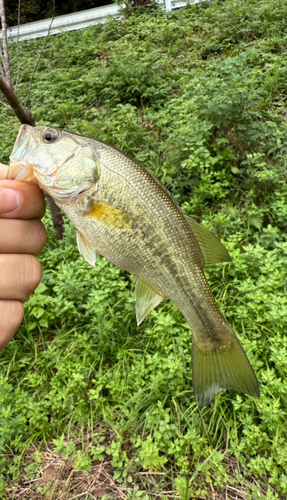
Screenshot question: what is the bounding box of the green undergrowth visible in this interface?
[1,0,287,497]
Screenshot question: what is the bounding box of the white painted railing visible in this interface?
[2,0,202,42]
[6,5,121,42]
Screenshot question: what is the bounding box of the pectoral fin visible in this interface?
[76,230,98,267]
[86,200,133,230]
[185,216,231,267]
[134,277,165,326]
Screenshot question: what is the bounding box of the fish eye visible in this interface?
[42,129,59,143]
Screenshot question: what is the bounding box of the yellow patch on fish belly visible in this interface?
[86,200,133,230]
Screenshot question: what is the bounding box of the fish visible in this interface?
[8,124,260,408]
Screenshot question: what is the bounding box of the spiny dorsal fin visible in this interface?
[134,276,165,326]
[184,215,231,267]
[76,230,98,267]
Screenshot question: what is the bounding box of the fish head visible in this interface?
[8,124,98,202]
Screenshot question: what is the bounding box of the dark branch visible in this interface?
[0,0,65,240]
[0,75,35,125]
[45,195,65,240]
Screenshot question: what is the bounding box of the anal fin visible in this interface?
[76,230,98,267]
[134,277,165,326]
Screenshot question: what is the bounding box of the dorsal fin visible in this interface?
[134,277,165,326]
[184,216,231,267]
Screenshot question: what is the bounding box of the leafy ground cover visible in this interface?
[1,0,287,497]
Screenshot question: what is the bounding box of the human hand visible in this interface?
[0,163,47,351]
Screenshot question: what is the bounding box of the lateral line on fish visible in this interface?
[101,157,175,206]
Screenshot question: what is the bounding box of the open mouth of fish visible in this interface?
[8,124,40,184]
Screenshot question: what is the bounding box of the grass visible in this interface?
[1,0,287,497]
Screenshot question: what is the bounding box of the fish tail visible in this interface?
[192,324,260,408]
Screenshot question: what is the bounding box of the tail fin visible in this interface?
[192,328,260,408]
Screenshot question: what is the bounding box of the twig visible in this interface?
[139,472,165,475]
[0,132,14,143]
[0,74,35,124]
[25,0,55,106]
[67,492,90,500]
[0,97,11,110]
[227,485,247,496]
[172,396,181,430]
[74,100,99,120]
[45,194,65,240]
[15,0,21,90]
[150,493,180,498]
[0,0,12,86]
[0,50,5,78]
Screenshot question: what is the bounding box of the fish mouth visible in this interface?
[8,124,39,183]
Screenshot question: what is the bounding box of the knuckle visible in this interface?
[9,300,24,330]
[22,255,42,297]
[31,219,47,255]
[0,300,24,351]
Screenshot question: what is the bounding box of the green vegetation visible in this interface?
[1,0,287,497]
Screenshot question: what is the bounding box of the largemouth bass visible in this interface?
[8,124,260,407]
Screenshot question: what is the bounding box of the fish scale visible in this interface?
[8,124,260,408]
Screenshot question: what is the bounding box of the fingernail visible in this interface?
[0,187,21,214]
